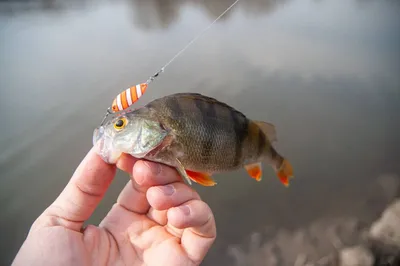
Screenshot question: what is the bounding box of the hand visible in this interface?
[12,148,216,266]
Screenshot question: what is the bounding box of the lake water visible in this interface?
[0,0,399,265]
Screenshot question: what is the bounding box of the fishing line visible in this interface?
[100,0,241,125]
[145,0,241,85]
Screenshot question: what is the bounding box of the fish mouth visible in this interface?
[93,126,122,164]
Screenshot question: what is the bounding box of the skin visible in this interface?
[12,147,216,266]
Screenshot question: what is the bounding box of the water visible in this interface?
[0,0,399,265]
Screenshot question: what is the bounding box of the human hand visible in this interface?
[12,147,216,266]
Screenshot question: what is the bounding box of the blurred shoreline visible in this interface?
[227,174,400,266]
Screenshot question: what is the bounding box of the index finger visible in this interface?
[116,158,185,214]
[40,147,116,231]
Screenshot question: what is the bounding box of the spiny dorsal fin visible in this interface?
[253,120,277,143]
[168,92,247,119]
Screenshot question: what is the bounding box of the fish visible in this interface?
[111,83,148,113]
[93,93,294,187]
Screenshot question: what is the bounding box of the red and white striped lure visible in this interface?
[111,83,148,113]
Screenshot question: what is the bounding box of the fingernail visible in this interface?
[134,161,145,185]
[159,185,175,196]
[144,161,161,176]
[179,205,191,216]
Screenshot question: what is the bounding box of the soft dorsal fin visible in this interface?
[253,121,277,143]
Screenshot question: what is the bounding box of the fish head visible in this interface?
[93,110,168,164]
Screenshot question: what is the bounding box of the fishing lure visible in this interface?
[99,69,164,125]
[108,65,164,113]
[111,83,148,113]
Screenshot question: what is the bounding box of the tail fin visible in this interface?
[275,159,294,187]
[253,120,293,186]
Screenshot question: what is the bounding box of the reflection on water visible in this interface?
[127,0,182,30]
[0,0,292,28]
[0,0,399,265]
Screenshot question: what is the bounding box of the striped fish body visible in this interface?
[135,93,293,186]
[142,94,268,169]
[97,93,294,187]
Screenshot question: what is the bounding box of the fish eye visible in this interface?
[113,117,127,131]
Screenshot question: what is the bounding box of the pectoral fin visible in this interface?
[244,162,262,181]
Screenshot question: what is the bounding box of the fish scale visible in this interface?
[148,93,246,171]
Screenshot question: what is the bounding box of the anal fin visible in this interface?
[244,162,262,181]
[275,158,294,187]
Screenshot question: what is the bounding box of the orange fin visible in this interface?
[185,170,217,186]
[276,159,294,187]
[244,162,262,181]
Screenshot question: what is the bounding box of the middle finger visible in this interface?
[147,182,201,211]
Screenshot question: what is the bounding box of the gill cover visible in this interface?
[123,116,169,158]
[93,113,168,164]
